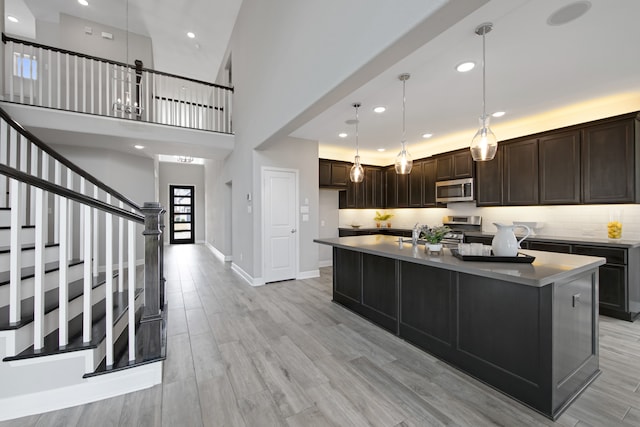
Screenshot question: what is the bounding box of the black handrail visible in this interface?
[0,107,143,214]
[0,164,144,223]
[2,33,234,91]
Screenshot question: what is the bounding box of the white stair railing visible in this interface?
[3,34,234,134]
[0,106,162,367]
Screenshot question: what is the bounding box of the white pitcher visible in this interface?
[491,223,531,257]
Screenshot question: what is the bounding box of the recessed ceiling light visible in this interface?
[377,148,386,152]
[187,32,196,39]
[492,111,506,118]
[7,15,18,23]
[373,106,386,113]
[78,0,89,6]
[547,1,591,26]
[134,144,144,150]
[456,61,475,72]
[338,132,348,138]
[422,133,433,139]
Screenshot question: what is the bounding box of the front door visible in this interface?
[169,185,195,244]
[263,168,297,283]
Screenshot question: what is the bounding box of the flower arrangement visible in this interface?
[420,225,451,244]
[373,211,393,222]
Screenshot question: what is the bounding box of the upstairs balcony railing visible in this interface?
[2,34,233,134]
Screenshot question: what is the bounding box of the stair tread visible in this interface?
[0,242,59,254]
[5,288,144,361]
[0,270,113,330]
[86,309,167,377]
[0,258,84,286]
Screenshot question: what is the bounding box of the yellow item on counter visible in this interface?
[607,220,622,239]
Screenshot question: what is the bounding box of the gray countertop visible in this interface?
[465,231,640,248]
[314,235,605,287]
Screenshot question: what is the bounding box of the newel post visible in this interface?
[141,202,165,321]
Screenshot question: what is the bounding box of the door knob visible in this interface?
[291,228,297,233]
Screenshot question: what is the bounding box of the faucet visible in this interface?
[412,223,422,246]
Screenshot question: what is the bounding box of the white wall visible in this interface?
[51,144,154,264]
[254,137,319,278]
[217,0,486,281]
[204,158,232,258]
[158,162,206,244]
[318,189,339,267]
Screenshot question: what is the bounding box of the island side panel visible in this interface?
[551,270,599,415]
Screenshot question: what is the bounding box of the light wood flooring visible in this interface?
[3,243,640,426]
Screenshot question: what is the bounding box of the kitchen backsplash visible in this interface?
[338,203,640,240]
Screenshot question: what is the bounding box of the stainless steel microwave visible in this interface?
[435,178,474,203]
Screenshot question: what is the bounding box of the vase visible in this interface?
[376,222,381,228]
[387,222,392,228]
[426,243,443,255]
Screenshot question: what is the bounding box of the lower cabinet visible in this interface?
[332,249,398,332]
[464,234,639,321]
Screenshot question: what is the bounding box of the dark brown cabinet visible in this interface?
[422,159,437,207]
[385,166,397,208]
[573,245,629,318]
[319,159,351,188]
[582,117,637,203]
[503,138,539,205]
[396,173,409,207]
[364,167,383,208]
[436,150,473,181]
[409,161,423,207]
[475,146,503,206]
[539,131,581,204]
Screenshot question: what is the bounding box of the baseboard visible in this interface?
[0,361,162,421]
[231,263,265,287]
[297,269,320,280]
[205,242,232,262]
[318,260,333,268]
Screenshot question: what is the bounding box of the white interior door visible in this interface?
[263,168,297,283]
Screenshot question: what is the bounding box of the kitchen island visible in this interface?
[314,234,606,420]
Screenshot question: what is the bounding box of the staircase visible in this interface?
[0,108,167,421]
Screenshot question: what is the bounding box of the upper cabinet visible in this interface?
[539,130,581,204]
[477,112,639,207]
[475,147,503,206]
[582,117,637,203]
[328,111,639,209]
[319,159,350,188]
[502,138,539,205]
[436,150,473,181]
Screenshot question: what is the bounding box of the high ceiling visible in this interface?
[291,0,640,164]
[9,0,242,83]
[3,0,639,164]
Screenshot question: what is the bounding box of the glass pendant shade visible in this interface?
[350,155,364,182]
[470,22,497,162]
[395,73,413,175]
[470,116,498,161]
[395,142,413,174]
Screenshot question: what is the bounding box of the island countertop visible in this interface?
[314,235,605,287]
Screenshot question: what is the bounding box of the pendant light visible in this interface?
[349,102,364,183]
[395,73,413,174]
[470,23,498,162]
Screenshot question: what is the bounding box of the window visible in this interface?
[13,52,37,80]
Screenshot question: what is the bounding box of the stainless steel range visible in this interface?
[441,215,482,247]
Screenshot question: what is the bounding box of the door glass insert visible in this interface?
[169,185,195,244]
